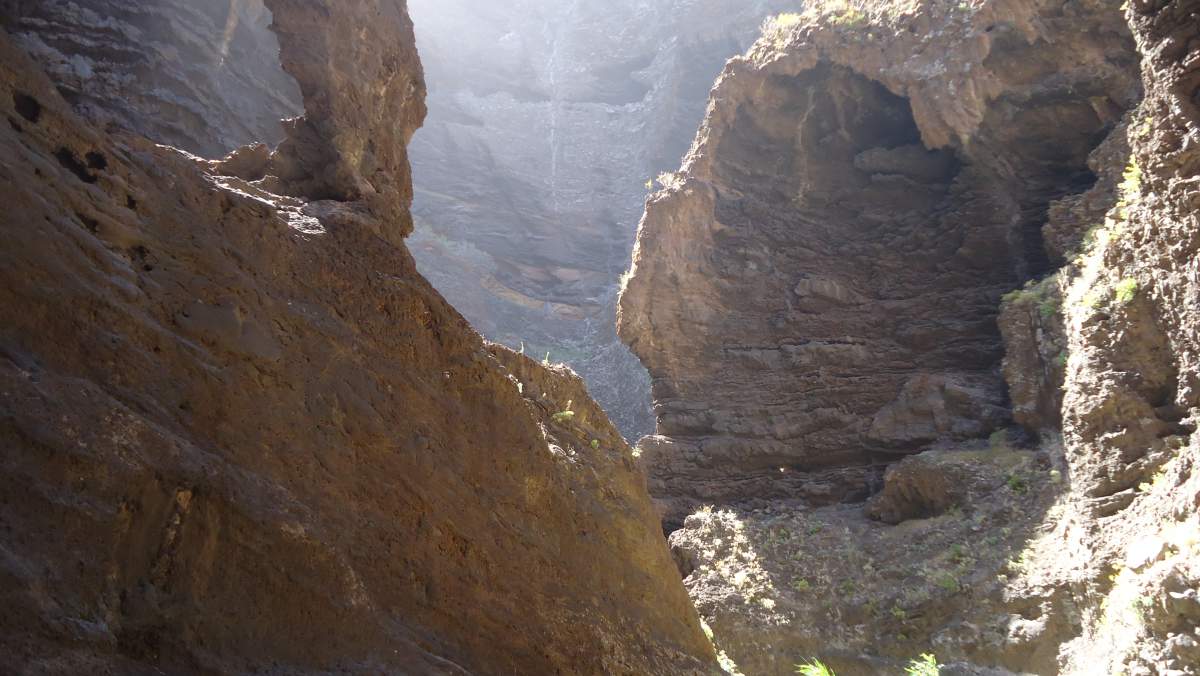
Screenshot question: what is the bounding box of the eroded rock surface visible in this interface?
[3,0,302,157]
[621,0,1200,673]
[0,2,717,673]
[619,0,1138,526]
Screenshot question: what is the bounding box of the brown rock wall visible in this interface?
[619,0,1139,525]
[0,2,717,672]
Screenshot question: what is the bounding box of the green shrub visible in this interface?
[1081,287,1107,310]
[829,6,866,26]
[1002,277,1059,319]
[1114,277,1138,303]
[1002,288,1034,305]
[552,400,576,423]
[1006,473,1029,494]
[934,572,959,593]
[1038,297,1060,319]
[905,653,941,676]
[949,543,971,565]
[761,12,803,43]
[795,659,836,676]
[1120,158,1142,202]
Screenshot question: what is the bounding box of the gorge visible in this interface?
[1,0,1199,675]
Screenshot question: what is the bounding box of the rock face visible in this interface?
[620,0,1200,673]
[0,2,717,673]
[3,0,302,157]
[619,0,1139,526]
[405,0,796,438]
[1046,0,1200,670]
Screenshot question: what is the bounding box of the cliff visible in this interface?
[619,0,1140,528]
[0,1,716,673]
[3,0,301,157]
[620,0,1199,673]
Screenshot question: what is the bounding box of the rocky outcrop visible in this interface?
[405,0,797,438]
[1045,0,1200,670]
[619,0,1139,526]
[620,0,1200,673]
[671,443,1060,674]
[261,0,425,239]
[0,2,717,673]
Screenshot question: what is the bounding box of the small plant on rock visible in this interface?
[1006,472,1029,494]
[1038,296,1061,319]
[656,172,682,190]
[762,12,803,44]
[552,401,576,424]
[1081,286,1107,310]
[795,658,836,676]
[934,572,960,593]
[718,649,746,676]
[905,653,942,675]
[1114,277,1138,304]
[949,543,971,565]
[824,0,867,26]
[1119,158,1142,203]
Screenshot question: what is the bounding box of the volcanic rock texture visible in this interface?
[0,1,716,673]
[2,0,302,157]
[619,0,1139,526]
[620,0,1200,673]
[405,0,798,438]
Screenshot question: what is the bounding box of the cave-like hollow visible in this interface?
[634,62,1121,531]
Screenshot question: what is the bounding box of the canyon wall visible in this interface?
[621,0,1199,673]
[3,0,301,157]
[405,0,797,438]
[620,0,1139,528]
[0,1,717,673]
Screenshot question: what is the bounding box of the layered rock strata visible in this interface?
[0,2,717,673]
[621,0,1199,673]
[619,0,1140,527]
